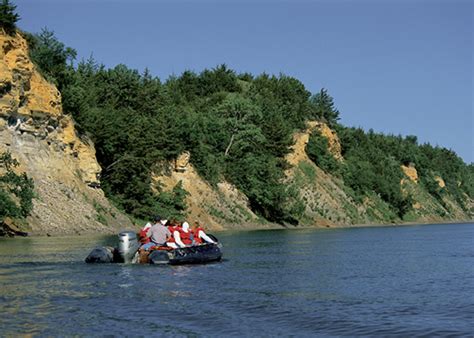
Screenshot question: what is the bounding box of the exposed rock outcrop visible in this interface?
[286,123,313,168]
[284,121,472,227]
[175,151,190,173]
[0,217,28,237]
[151,153,260,231]
[1,30,469,234]
[313,121,342,160]
[435,176,446,188]
[0,31,132,235]
[0,32,61,119]
[286,121,342,170]
[285,122,367,227]
[401,164,419,184]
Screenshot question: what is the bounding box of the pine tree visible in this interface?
[0,0,19,35]
[310,88,340,126]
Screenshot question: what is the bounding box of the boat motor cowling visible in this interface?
[117,231,139,263]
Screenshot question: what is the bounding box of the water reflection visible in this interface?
[0,224,473,336]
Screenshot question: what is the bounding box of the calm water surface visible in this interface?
[0,223,473,336]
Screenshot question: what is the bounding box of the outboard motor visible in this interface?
[117,231,139,263]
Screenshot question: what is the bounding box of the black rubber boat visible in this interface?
[147,242,222,265]
[85,231,223,265]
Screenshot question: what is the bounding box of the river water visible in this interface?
[0,223,473,336]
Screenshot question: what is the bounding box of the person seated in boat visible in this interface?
[140,215,171,251]
[166,221,193,249]
[167,219,179,232]
[138,222,152,246]
[192,221,216,245]
[164,220,178,248]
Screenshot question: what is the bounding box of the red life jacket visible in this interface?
[192,227,205,244]
[167,226,177,243]
[179,228,193,245]
[167,226,192,245]
[139,229,150,244]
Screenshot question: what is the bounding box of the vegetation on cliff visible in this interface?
[25,28,76,90]
[0,151,35,220]
[307,127,473,218]
[0,0,19,35]
[23,24,473,225]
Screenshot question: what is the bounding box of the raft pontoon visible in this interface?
[85,231,222,265]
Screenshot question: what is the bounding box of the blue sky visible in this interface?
[17,0,473,163]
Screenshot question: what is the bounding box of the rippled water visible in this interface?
[0,223,473,336]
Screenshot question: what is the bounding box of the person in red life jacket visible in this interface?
[192,221,216,245]
[166,221,193,248]
[166,219,178,234]
[138,222,152,246]
[165,219,178,248]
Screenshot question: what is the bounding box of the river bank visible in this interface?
[2,216,472,238]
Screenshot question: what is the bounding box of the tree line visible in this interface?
[24,29,342,223]
[25,28,473,224]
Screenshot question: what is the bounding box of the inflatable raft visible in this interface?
[85,231,222,265]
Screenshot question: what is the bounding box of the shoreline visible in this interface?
[296,218,474,231]
[3,218,472,238]
[211,218,474,234]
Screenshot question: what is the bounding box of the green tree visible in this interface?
[0,0,19,35]
[26,28,471,224]
[27,28,76,90]
[215,95,262,157]
[309,88,340,126]
[249,73,312,130]
[0,151,35,220]
[306,131,341,175]
[335,127,414,218]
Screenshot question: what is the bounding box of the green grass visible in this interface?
[298,161,316,182]
[93,199,108,225]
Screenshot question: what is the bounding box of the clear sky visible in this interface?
[16,0,473,163]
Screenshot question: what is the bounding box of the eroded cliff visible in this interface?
[151,120,472,230]
[151,152,260,231]
[0,31,132,235]
[286,122,472,227]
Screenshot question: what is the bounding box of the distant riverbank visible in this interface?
[2,217,472,238]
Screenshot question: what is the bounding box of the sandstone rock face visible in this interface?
[401,164,419,183]
[435,176,446,188]
[286,125,312,168]
[283,120,473,227]
[0,33,61,118]
[285,121,367,227]
[286,120,342,169]
[151,163,260,231]
[175,151,190,172]
[0,31,132,235]
[313,121,343,160]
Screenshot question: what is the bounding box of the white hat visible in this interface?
[182,222,189,231]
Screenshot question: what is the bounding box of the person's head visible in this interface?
[153,215,162,225]
[182,221,190,232]
[192,220,201,230]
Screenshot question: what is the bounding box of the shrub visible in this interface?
[306,131,341,175]
[0,151,35,220]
